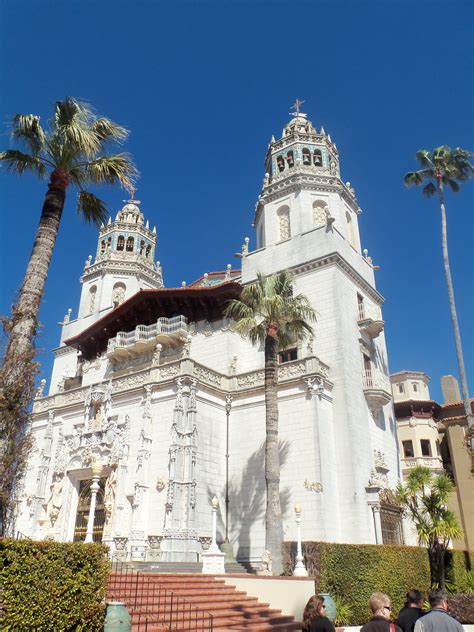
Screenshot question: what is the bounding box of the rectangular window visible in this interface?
[278,347,297,364]
[402,440,414,458]
[420,439,432,457]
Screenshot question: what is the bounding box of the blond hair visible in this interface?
[368,592,390,613]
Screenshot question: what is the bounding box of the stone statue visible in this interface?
[91,404,103,431]
[330,160,337,176]
[104,464,118,525]
[46,472,64,526]
[259,549,272,575]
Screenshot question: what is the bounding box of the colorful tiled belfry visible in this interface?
[17,109,403,567]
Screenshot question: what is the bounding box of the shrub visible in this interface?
[283,541,430,625]
[0,539,109,631]
[446,549,473,593]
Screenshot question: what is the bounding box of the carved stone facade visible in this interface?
[17,110,399,565]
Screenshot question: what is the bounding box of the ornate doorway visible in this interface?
[73,478,107,542]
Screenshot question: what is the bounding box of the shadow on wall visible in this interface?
[208,441,291,564]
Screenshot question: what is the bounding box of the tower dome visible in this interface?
[115,200,144,225]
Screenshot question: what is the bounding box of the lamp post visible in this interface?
[210,496,219,552]
[224,395,232,543]
[293,503,308,576]
[85,460,103,543]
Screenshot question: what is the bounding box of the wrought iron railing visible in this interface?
[108,556,213,631]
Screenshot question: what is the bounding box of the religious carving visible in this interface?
[367,469,388,489]
[104,464,118,526]
[259,550,273,576]
[35,379,46,399]
[194,365,222,387]
[304,479,323,493]
[373,449,389,472]
[45,472,64,526]
[305,376,324,398]
[152,344,162,366]
[278,361,306,379]
[158,364,179,380]
[229,354,238,374]
[156,477,167,493]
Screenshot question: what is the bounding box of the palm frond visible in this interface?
[0,150,48,178]
[77,190,108,225]
[447,179,460,192]
[91,118,129,145]
[11,114,46,155]
[415,150,434,169]
[422,182,437,197]
[83,153,138,190]
[403,171,424,187]
[52,97,101,159]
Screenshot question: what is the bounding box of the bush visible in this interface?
[283,541,430,625]
[446,549,473,593]
[0,539,109,631]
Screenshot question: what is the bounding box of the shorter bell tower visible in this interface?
[72,197,163,336]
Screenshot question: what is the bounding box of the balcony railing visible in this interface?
[362,370,392,414]
[358,303,384,338]
[107,316,188,358]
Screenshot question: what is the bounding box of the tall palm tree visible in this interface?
[0,97,137,532]
[396,466,463,589]
[225,271,316,574]
[404,147,474,444]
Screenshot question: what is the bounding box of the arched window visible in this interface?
[277,205,291,241]
[286,150,294,168]
[313,200,329,227]
[146,244,151,258]
[276,156,285,172]
[89,286,97,313]
[100,240,106,254]
[126,236,134,252]
[302,148,311,165]
[313,149,323,166]
[346,211,357,249]
[117,235,125,251]
[107,237,111,250]
[112,282,126,308]
[140,240,146,255]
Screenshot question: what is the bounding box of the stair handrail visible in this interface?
[108,555,213,631]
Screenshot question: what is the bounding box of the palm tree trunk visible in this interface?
[437,182,474,438]
[0,170,68,535]
[3,170,68,369]
[264,322,283,575]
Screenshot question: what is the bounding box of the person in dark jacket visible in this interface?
[360,592,402,632]
[302,594,335,632]
[396,589,424,632]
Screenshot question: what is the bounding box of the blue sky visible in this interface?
[0,0,473,402]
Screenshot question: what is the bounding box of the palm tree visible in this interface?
[404,147,474,445]
[0,97,137,533]
[225,271,316,574]
[396,466,463,589]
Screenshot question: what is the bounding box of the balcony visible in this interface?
[401,456,445,473]
[107,316,188,359]
[358,303,384,338]
[362,370,392,415]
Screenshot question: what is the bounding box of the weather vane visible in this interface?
[124,185,140,203]
[290,98,305,116]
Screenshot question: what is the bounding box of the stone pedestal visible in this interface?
[202,547,225,574]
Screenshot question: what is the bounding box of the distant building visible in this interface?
[16,110,402,566]
[391,371,473,550]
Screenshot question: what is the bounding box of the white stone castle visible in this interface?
[16,108,403,567]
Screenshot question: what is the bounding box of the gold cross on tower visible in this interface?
[290,98,305,116]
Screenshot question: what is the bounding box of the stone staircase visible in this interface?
[108,572,302,631]
[129,561,249,574]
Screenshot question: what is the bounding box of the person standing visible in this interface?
[396,590,424,632]
[302,595,335,632]
[360,592,402,632]
[414,589,463,632]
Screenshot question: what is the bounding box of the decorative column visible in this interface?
[32,410,54,537]
[369,501,383,544]
[85,460,103,543]
[293,503,308,576]
[221,395,236,564]
[202,497,225,574]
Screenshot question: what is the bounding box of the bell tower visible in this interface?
[76,197,163,324]
[247,103,362,273]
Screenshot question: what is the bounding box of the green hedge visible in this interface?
[283,541,431,625]
[446,549,473,593]
[0,539,109,631]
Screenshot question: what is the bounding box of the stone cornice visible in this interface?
[292,252,383,304]
[81,258,162,286]
[254,174,359,224]
[32,355,332,418]
[53,345,76,358]
[99,222,156,240]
